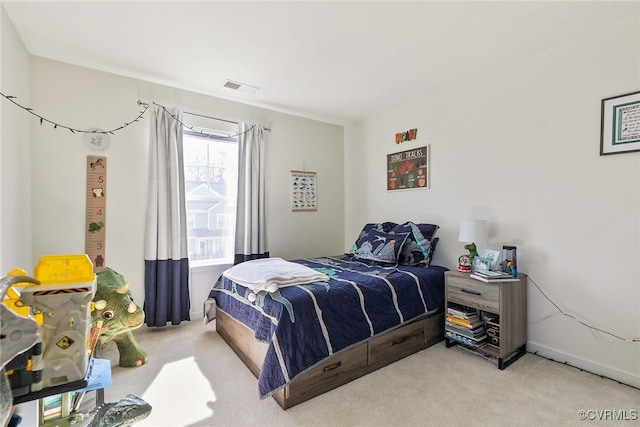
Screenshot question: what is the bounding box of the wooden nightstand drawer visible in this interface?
[446,275,499,312]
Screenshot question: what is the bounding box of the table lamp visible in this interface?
[458,219,488,272]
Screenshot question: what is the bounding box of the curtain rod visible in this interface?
[137,100,271,131]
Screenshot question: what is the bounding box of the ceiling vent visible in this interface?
[223,79,259,94]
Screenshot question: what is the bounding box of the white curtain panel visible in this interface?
[143,104,190,326]
[234,123,269,264]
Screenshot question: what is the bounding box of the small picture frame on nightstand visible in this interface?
[472,257,492,273]
[482,249,501,270]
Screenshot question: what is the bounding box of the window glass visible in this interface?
[182,129,238,265]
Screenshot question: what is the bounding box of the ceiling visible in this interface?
[3,1,639,126]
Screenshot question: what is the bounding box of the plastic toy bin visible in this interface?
[16,255,96,391]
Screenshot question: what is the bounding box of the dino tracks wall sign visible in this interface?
[387,145,429,191]
[86,156,107,271]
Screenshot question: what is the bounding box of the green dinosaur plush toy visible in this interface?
[464,242,480,261]
[93,268,148,367]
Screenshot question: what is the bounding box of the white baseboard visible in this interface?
[527,341,640,389]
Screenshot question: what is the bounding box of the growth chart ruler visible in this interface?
[85,156,107,272]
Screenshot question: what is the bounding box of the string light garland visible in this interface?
[1,92,271,140]
[143,100,269,140]
[1,91,148,135]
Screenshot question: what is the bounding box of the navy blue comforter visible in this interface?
[208,256,447,398]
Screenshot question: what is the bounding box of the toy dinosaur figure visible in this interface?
[93,268,148,367]
[85,394,152,427]
[464,242,480,261]
[61,393,152,426]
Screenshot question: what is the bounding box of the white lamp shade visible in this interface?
[458,219,488,243]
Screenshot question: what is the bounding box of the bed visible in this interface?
[205,222,447,409]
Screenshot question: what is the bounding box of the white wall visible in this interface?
[0,6,33,274]
[345,15,640,387]
[26,58,344,318]
[0,11,38,422]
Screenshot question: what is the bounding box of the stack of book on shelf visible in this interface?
[470,270,519,283]
[445,304,487,348]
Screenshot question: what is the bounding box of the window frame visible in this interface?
[182,127,238,268]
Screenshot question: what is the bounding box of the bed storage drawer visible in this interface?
[284,342,368,405]
[368,318,426,365]
[218,308,444,410]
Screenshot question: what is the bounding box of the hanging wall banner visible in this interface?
[387,145,429,191]
[291,170,317,211]
[86,156,107,271]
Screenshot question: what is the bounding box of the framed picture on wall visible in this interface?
[387,145,429,191]
[600,90,640,155]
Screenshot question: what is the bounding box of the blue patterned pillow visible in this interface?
[425,237,439,265]
[357,222,398,240]
[391,222,439,265]
[351,229,409,264]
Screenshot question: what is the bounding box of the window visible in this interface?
[182,128,238,265]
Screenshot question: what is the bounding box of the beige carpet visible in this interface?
[95,320,639,427]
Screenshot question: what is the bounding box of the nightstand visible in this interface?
[444,270,527,369]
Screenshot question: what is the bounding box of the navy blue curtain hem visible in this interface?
[234,251,270,265]
[143,258,190,327]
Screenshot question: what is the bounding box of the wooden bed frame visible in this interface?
[215,307,444,409]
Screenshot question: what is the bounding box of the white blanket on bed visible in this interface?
[222,257,329,295]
